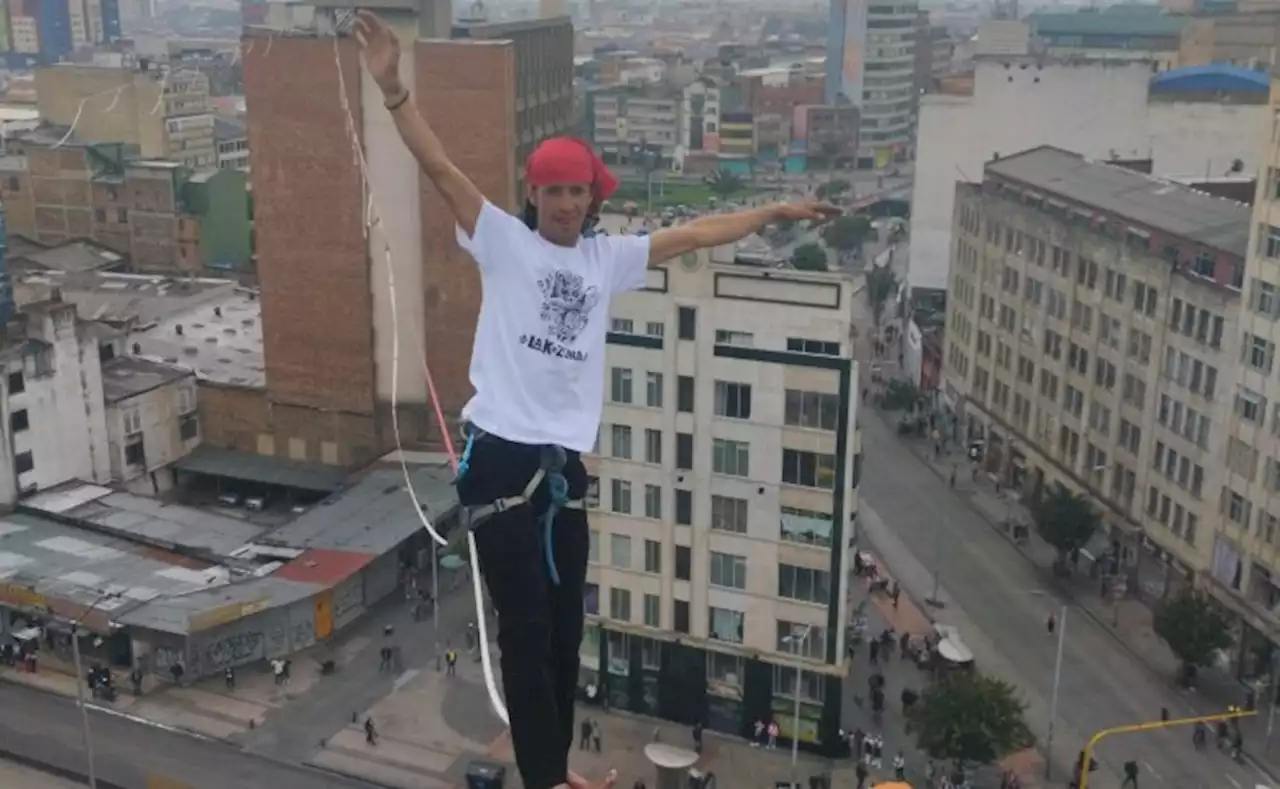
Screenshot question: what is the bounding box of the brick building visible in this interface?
[227,12,572,469]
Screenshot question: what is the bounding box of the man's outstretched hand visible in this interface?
[566,768,618,789]
[773,201,843,225]
[354,10,403,97]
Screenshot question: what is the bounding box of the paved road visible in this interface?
[0,757,85,789]
[0,682,376,789]
[857,410,1268,788]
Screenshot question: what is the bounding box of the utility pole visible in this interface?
[1045,606,1067,779]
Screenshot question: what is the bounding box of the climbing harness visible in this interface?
[455,426,584,586]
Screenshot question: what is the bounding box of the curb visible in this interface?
[306,757,408,789]
[872,409,1280,785]
[0,743,130,789]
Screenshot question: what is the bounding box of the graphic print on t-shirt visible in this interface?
[526,269,600,359]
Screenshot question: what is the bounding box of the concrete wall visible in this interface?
[107,374,199,486]
[909,59,1267,292]
[183,598,318,677]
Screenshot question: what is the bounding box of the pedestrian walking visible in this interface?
[767,720,779,748]
[752,719,765,747]
[579,719,592,750]
[893,751,906,780]
[891,582,901,608]
[855,762,868,789]
[1121,760,1139,789]
[592,719,602,753]
[692,721,703,755]
[1046,612,1056,637]
[224,666,235,691]
[869,638,879,664]
[899,631,911,658]
[445,647,458,676]
[365,717,378,745]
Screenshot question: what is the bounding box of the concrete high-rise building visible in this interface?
[1213,80,1280,677]
[585,217,860,749]
[825,0,917,169]
[943,145,1249,612]
[35,63,217,169]
[238,8,573,468]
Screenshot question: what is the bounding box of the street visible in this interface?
[0,682,377,789]
[856,407,1269,788]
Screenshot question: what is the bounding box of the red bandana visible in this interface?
[525,137,619,202]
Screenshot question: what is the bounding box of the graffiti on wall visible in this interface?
[204,630,264,670]
[332,576,364,625]
[151,645,185,676]
[292,617,315,651]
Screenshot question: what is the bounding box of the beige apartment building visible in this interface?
[944,146,1249,604]
[584,218,860,753]
[35,63,216,170]
[1215,81,1280,681]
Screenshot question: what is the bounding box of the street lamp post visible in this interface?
[68,590,119,789]
[783,625,813,789]
[431,538,441,672]
[1044,605,1067,779]
[69,622,97,789]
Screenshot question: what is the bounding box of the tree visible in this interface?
[706,169,745,199]
[823,214,873,257]
[791,243,828,271]
[1030,483,1099,570]
[1154,591,1233,684]
[907,671,1033,768]
[816,178,851,201]
[866,264,897,323]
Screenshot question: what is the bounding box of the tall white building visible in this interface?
[859,0,919,168]
[582,220,861,752]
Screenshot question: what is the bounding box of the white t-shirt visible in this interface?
[456,202,651,453]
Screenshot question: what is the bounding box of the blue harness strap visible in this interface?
[454,426,581,586]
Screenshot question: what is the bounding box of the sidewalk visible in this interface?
[852,558,1044,789]
[879,407,1280,781]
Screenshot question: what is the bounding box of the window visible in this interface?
[610,424,632,459]
[643,594,660,627]
[709,552,747,589]
[786,337,840,356]
[610,587,632,621]
[712,439,749,476]
[675,545,691,580]
[610,534,632,568]
[677,376,695,412]
[8,371,23,394]
[644,484,662,519]
[123,439,144,467]
[644,539,662,573]
[1265,224,1280,259]
[10,409,28,433]
[1247,333,1276,373]
[611,318,634,333]
[586,476,600,508]
[675,489,692,524]
[775,621,826,662]
[14,450,33,475]
[644,428,662,464]
[708,606,744,644]
[610,367,633,403]
[673,599,690,633]
[676,432,693,470]
[677,306,697,340]
[781,449,836,488]
[713,381,752,419]
[778,563,831,603]
[1239,388,1266,424]
[645,321,664,337]
[645,372,664,408]
[711,495,748,533]
[588,529,599,562]
[584,583,599,614]
[179,413,199,441]
[1118,419,1141,454]
[781,507,832,547]
[784,390,840,431]
[611,479,632,514]
[714,329,754,346]
[1255,281,1278,318]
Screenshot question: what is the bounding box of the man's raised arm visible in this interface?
[355,10,484,237]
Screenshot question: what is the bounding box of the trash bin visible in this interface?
[465,760,506,789]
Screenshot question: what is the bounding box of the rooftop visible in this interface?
[24,483,271,559]
[212,117,246,142]
[8,240,128,274]
[985,146,1252,257]
[115,574,318,635]
[1030,5,1187,38]
[100,356,194,403]
[0,509,227,621]
[258,466,457,555]
[172,445,348,494]
[14,271,265,387]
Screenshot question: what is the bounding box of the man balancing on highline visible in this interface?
[354,11,842,789]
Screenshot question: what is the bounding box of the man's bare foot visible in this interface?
[564,768,617,789]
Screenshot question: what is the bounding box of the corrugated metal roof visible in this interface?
[116,575,319,635]
[274,548,374,585]
[260,467,457,555]
[1031,7,1186,38]
[172,445,348,493]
